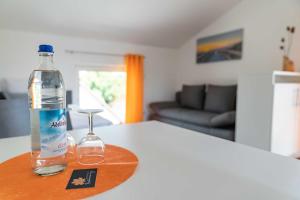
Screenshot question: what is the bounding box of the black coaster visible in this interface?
[66,168,97,189]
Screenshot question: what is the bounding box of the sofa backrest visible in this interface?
[176,84,237,113]
[0,90,73,139]
[0,96,29,138]
[204,85,237,113]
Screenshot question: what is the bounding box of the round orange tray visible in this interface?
[0,144,138,200]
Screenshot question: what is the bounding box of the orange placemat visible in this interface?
[0,145,138,200]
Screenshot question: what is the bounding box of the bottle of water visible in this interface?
[28,44,67,176]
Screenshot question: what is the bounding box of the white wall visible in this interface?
[1,0,300,126]
[175,0,300,149]
[175,0,300,89]
[0,29,178,117]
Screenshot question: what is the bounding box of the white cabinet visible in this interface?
[271,84,300,156]
[236,71,300,156]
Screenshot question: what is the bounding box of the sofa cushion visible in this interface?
[150,114,235,141]
[180,85,205,109]
[204,85,237,113]
[210,111,236,127]
[157,108,217,126]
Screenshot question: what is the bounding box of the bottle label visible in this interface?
[39,109,67,158]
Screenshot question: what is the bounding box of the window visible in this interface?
[79,69,126,124]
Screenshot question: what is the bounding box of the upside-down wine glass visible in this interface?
[76,109,105,165]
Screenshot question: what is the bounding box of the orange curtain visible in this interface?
[125,54,144,123]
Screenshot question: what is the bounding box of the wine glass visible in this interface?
[66,132,76,160]
[65,108,76,160]
[76,109,105,165]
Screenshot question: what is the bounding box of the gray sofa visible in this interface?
[149,85,237,141]
[0,91,112,139]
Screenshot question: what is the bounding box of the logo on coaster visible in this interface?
[66,169,97,189]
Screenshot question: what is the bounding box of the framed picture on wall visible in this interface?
[196,29,244,64]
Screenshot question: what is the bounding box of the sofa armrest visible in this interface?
[149,101,179,113]
[210,111,236,128]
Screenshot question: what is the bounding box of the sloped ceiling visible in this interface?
[0,0,241,48]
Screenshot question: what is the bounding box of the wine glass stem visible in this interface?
[88,113,93,134]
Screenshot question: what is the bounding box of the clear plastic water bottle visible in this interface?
[28,44,67,176]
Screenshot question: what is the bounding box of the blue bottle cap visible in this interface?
[38,44,54,53]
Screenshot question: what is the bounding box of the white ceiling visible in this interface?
[0,0,241,48]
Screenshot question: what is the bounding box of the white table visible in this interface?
[1,121,300,200]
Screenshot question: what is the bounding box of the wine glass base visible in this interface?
[77,146,105,165]
[78,155,105,165]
